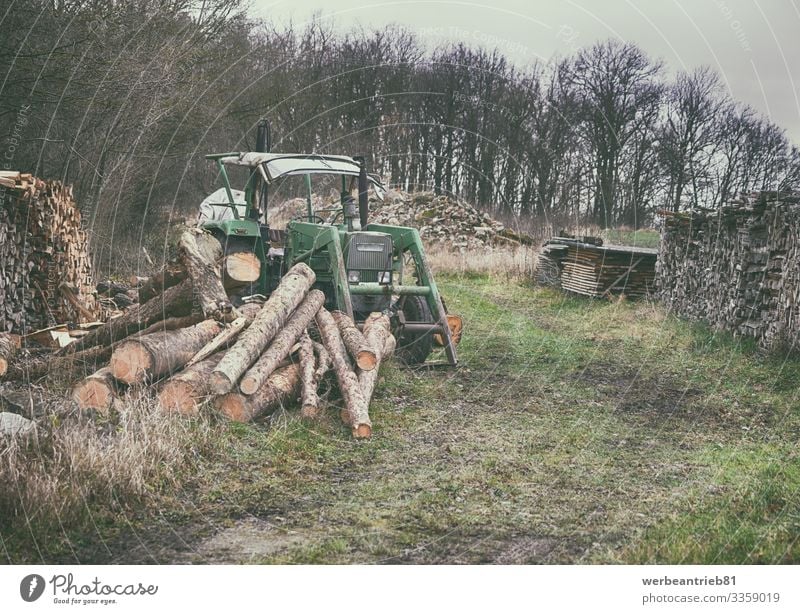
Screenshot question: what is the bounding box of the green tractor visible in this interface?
[198,120,460,366]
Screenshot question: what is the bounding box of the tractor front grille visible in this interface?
[346,232,393,281]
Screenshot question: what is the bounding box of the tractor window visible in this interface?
[266,174,349,228]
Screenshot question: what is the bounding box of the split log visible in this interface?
[184,302,263,369]
[331,310,377,370]
[214,363,301,422]
[62,278,196,354]
[0,333,20,377]
[355,313,395,438]
[222,252,261,289]
[110,319,223,384]
[239,289,325,394]
[137,264,186,303]
[315,307,368,430]
[71,367,118,414]
[158,353,223,415]
[209,263,316,394]
[178,228,232,320]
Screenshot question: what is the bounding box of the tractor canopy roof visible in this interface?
[207,151,386,199]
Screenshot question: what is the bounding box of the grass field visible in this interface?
[2,270,798,564]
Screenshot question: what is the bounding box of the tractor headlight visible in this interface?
[378,271,392,285]
[347,270,361,283]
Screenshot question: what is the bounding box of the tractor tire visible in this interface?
[396,296,434,365]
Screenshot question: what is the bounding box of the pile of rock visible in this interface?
[370,190,532,250]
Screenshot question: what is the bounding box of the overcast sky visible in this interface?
[251,0,800,143]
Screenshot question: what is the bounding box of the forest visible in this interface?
[2,0,799,254]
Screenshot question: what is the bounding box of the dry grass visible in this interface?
[0,391,211,558]
[426,244,539,280]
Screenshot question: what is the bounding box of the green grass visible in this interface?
[4,274,799,564]
[602,228,661,249]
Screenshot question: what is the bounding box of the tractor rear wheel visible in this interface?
[396,296,434,365]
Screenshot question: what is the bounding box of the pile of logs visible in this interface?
[71,262,393,437]
[0,171,100,333]
[538,237,657,299]
[1,219,396,437]
[657,191,800,350]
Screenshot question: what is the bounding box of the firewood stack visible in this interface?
[1,223,396,438]
[0,171,100,333]
[657,191,800,350]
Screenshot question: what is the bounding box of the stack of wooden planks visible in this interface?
[541,237,658,299]
[0,171,100,333]
[657,191,800,350]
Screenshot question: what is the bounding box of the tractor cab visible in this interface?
[198,122,460,366]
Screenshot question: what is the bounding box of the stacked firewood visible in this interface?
[0,172,100,333]
[657,191,800,350]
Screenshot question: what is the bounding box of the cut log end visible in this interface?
[356,350,377,371]
[208,371,234,395]
[214,393,250,422]
[72,381,114,413]
[109,342,152,384]
[239,375,260,395]
[158,382,200,416]
[0,358,7,377]
[353,423,372,439]
[301,403,321,419]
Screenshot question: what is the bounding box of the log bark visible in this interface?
[222,252,261,289]
[110,319,223,384]
[157,353,223,415]
[312,340,332,382]
[209,263,316,394]
[63,278,196,354]
[178,228,232,320]
[239,289,325,394]
[298,332,321,418]
[71,367,118,414]
[0,333,20,377]
[331,310,377,370]
[315,307,368,430]
[136,314,205,337]
[214,363,301,422]
[355,313,395,438]
[138,264,186,303]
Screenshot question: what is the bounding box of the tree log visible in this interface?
[315,307,368,430]
[178,228,232,320]
[138,264,186,303]
[0,333,20,377]
[298,332,321,418]
[214,363,301,422]
[240,289,325,394]
[209,263,316,394]
[222,252,261,289]
[354,313,395,438]
[71,367,118,414]
[63,278,196,354]
[312,340,331,382]
[331,310,377,370]
[110,319,223,384]
[157,353,223,415]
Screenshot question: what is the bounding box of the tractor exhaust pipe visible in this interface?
[256,118,271,153]
[354,155,369,228]
[254,118,271,221]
